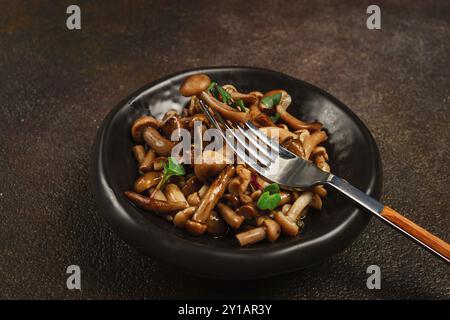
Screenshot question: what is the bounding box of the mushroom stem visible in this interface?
[132,145,146,165]
[303,131,328,160]
[139,149,156,172]
[286,191,314,221]
[216,203,244,229]
[190,165,235,224]
[276,104,322,131]
[124,191,188,213]
[199,92,251,123]
[236,227,266,246]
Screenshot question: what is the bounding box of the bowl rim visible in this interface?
[90,66,383,279]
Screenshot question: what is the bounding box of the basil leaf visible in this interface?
[261,93,282,109]
[256,191,281,210]
[264,183,280,194]
[270,113,281,123]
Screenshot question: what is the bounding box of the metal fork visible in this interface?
[198,100,450,263]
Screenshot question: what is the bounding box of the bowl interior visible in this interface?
[95,67,382,277]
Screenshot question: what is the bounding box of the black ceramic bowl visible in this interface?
[90,67,382,279]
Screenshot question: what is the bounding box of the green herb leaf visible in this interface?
[264,183,280,194]
[257,191,282,211]
[216,85,233,104]
[270,112,281,123]
[234,99,246,112]
[207,81,217,92]
[261,93,282,109]
[157,157,185,189]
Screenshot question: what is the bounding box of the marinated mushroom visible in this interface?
[189,165,235,226]
[142,127,174,157]
[216,203,244,229]
[205,211,228,236]
[131,115,160,143]
[132,145,146,165]
[134,171,163,193]
[124,191,188,213]
[194,150,227,183]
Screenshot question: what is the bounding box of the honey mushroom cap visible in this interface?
[180,74,212,97]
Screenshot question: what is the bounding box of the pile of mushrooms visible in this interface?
[124,73,331,246]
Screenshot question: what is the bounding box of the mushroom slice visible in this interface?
[124,191,188,213]
[236,227,267,246]
[190,165,235,225]
[216,203,244,229]
[134,171,163,193]
[142,127,175,157]
[194,150,227,183]
[131,115,160,143]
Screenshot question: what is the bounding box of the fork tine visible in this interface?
[212,108,272,168]
[198,101,271,170]
[235,123,272,159]
[244,121,295,158]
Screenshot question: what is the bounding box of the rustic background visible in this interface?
[0,0,449,299]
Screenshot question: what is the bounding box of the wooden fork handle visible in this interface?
[381,206,450,260]
[327,175,450,263]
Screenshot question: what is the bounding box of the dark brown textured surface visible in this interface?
[0,0,449,299]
